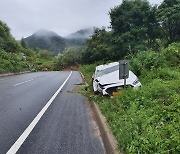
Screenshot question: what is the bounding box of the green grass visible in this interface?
[35,57,57,71]
[79,43,180,153]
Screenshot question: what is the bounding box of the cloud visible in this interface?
[0,0,163,39]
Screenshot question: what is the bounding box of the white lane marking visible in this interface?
[13,79,34,87]
[6,71,72,154]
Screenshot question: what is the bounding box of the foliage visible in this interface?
[162,42,180,66]
[35,57,56,71]
[55,46,86,69]
[79,43,180,153]
[0,50,30,72]
[0,20,21,53]
[157,0,180,44]
[20,38,27,49]
[82,28,113,64]
[0,20,57,73]
[109,0,161,57]
[37,49,53,60]
[128,49,167,76]
[80,0,179,65]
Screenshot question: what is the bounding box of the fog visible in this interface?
[0,0,163,39]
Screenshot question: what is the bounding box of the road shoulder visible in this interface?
[79,71,120,154]
[0,71,31,77]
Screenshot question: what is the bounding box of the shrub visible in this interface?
[129,50,166,76]
[0,50,30,72]
[162,43,180,67]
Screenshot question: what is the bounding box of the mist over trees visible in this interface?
[24,30,67,55]
[23,29,94,55]
[58,0,180,67]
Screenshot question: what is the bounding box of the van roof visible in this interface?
[96,62,119,70]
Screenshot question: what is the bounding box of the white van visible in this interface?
[93,62,142,95]
[92,64,108,93]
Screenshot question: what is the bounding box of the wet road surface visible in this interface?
[0,71,105,154]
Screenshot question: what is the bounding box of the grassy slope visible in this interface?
[0,49,57,73]
[0,50,30,73]
[0,20,56,73]
[79,43,180,153]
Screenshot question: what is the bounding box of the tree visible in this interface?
[20,38,27,49]
[109,0,161,57]
[82,28,113,64]
[158,0,180,44]
[38,50,53,60]
[56,46,86,69]
[0,20,10,39]
[0,20,19,53]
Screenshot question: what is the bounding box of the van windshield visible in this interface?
[96,65,119,77]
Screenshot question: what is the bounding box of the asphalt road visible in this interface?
[0,71,105,154]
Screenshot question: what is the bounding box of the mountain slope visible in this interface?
[24,30,66,55]
[66,28,94,39]
[24,28,94,55]
[65,28,94,47]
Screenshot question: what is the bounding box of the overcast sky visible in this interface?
[0,0,163,39]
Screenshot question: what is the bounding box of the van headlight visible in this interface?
[133,78,140,85]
